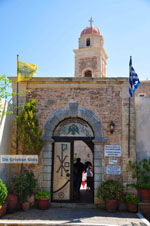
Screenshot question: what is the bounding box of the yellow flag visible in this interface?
[17,61,38,82]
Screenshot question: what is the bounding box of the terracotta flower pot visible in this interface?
[138,189,150,202]
[38,198,49,210]
[27,194,35,207]
[0,203,7,217]
[22,202,30,211]
[6,193,18,212]
[127,202,138,213]
[106,200,117,212]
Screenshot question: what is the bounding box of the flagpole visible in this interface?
[128,96,131,157]
[16,54,19,154]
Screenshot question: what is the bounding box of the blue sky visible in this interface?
[0,0,150,80]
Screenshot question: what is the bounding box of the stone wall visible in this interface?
[9,77,136,194]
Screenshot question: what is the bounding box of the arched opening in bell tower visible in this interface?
[86,38,90,46]
[84,70,92,77]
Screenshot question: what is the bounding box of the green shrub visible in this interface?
[124,193,140,204]
[128,158,150,189]
[0,179,8,208]
[12,171,37,203]
[35,191,51,200]
[97,180,123,201]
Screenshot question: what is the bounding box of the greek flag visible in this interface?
[129,56,140,97]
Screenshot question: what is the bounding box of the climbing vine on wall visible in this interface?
[17,99,44,154]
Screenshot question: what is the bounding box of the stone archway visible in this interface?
[42,103,107,204]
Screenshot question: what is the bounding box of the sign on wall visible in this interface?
[109,157,118,164]
[0,155,38,164]
[104,145,121,157]
[106,165,121,175]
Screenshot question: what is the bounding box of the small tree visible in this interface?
[17,99,44,154]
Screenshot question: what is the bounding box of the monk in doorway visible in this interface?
[73,158,84,200]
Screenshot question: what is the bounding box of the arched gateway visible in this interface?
[42,103,107,204]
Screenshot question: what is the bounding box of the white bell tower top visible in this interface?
[73,18,108,78]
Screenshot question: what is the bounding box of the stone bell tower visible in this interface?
[73,18,108,78]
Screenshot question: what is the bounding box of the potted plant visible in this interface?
[128,159,150,201]
[97,180,123,212]
[6,192,18,213]
[12,171,37,211]
[0,179,8,217]
[35,191,51,210]
[124,193,140,212]
[25,171,37,207]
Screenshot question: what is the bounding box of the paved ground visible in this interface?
[0,208,150,226]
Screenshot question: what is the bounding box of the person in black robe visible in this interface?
[73,158,84,200]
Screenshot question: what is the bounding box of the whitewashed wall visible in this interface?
[135,97,150,161]
[0,99,12,183]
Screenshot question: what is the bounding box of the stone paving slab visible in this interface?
[0,208,149,226]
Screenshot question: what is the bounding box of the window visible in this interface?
[86,38,90,46]
[84,70,92,77]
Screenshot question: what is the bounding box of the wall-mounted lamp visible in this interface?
[109,121,115,134]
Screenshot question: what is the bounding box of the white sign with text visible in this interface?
[0,155,38,164]
[104,145,121,157]
[106,165,121,175]
[109,157,118,164]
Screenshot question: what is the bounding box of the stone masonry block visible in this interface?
[94,159,102,167]
[94,151,103,158]
[41,180,51,188]
[43,151,52,159]
[43,158,52,166]
[40,187,50,192]
[94,181,101,190]
[44,143,52,153]
[94,173,102,182]
[94,145,101,152]
[94,166,102,174]
[42,166,51,173]
[43,173,51,181]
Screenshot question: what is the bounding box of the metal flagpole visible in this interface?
[128,96,131,157]
[16,54,19,154]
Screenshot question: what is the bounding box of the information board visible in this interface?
[104,145,121,157]
[106,165,121,175]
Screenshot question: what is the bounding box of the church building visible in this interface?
[10,19,146,205]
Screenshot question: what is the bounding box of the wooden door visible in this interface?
[52,142,72,201]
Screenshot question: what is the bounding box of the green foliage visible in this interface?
[11,171,37,203]
[124,193,140,204]
[97,180,123,201]
[128,158,150,189]
[35,191,51,200]
[0,179,8,208]
[0,74,11,99]
[17,99,44,154]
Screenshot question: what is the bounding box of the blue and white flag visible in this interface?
[129,56,140,97]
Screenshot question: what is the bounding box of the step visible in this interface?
[50,202,96,208]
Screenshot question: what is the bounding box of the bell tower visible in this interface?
[73,18,108,78]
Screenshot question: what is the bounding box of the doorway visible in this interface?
[73,140,94,203]
[51,138,94,203]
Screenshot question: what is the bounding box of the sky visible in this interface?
[0,0,150,80]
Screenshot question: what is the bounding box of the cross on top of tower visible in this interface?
[88,17,94,27]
